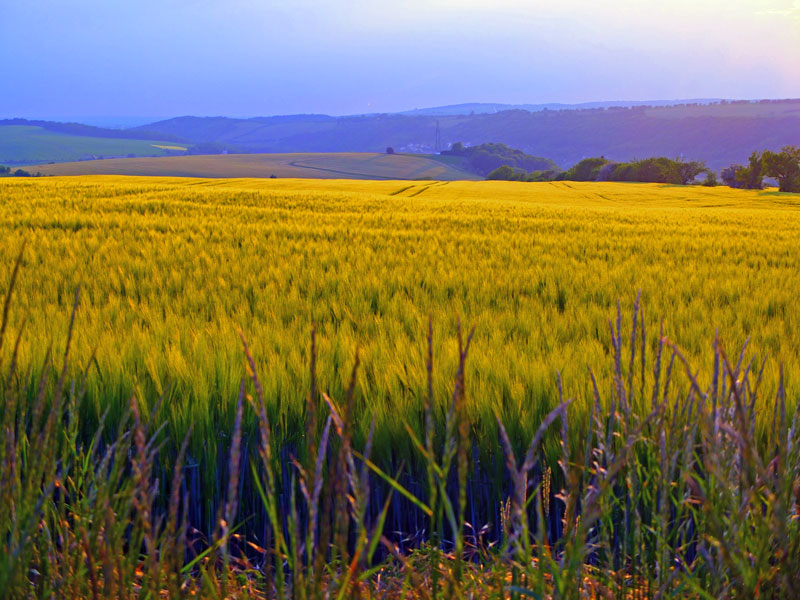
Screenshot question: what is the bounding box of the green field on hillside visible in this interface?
[32,152,478,179]
[0,125,187,165]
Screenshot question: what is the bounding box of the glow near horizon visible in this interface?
[0,0,798,118]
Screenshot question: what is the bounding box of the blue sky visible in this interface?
[1,0,798,120]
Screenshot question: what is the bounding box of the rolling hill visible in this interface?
[397,98,725,116]
[132,100,800,171]
[5,99,799,171]
[32,152,479,180]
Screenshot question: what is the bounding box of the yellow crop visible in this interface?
[1,176,798,457]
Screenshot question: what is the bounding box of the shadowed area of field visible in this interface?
[32,152,479,180]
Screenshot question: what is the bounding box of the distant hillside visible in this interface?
[399,99,725,116]
[0,118,185,143]
[0,125,188,165]
[5,99,799,170]
[132,99,800,171]
[33,152,479,180]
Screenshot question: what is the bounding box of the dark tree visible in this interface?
[596,162,619,181]
[763,146,800,193]
[674,158,707,185]
[702,170,718,187]
[566,157,610,181]
[441,142,557,176]
[486,165,522,181]
[721,165,743,187]
[607,157,682,184]
[385,147,395,155]
[448,142,465,155]
[636,158,678,183]
[734,151,765,189]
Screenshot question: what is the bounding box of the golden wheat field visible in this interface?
[1,176,799,459]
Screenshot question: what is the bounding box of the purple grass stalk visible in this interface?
[452,320,475,590]
[165,425,192,596]
[238,329,283,595]
[306,328,318,486]
[639,303,646,407]
[222,380,245,564]
[779,365,787,444]
[496,418,523,547]
[734,338,750,380]
[425,317,436,530]
[661,350,677,408]
[297,412,331,579]
[521,400,572,476]
[169,427,192,540]
[312,415,332,518]
[627,291,641,410]
[557,372,569,477]
[651,320,665,411]
[587,366,602,436]
[614,301,626,414]
[129,394,157,593]
[712,333,720,434]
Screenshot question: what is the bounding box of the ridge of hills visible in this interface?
[130,100,800,171]
[3,99,799,171]
[397,98,726,116]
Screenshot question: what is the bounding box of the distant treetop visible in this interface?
[442,141,557,176]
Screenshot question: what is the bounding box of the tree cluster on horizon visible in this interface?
[0,165,41,177]
[442,141,557,176]
[722,147,800,192]
[485,145,800,192]
[488,155,708,185]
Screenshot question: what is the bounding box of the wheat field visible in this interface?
[2,176,798,452]
[3,175,800,596]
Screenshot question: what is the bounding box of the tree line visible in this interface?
[442,142,557,176]
[721,147,800,192]
[487,156,708,184]
[0,165,42,177]
[485,146,800,192]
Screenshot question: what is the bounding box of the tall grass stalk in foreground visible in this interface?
[2,252,799,598]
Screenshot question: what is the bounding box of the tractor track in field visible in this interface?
[287,160,399,180]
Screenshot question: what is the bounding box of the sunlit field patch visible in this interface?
[2,177,797,437]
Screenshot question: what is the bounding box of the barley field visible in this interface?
[3,176,798,413]
[2,176,799,452]
[2,175,800,597]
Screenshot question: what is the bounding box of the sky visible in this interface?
[1,0,798,121]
